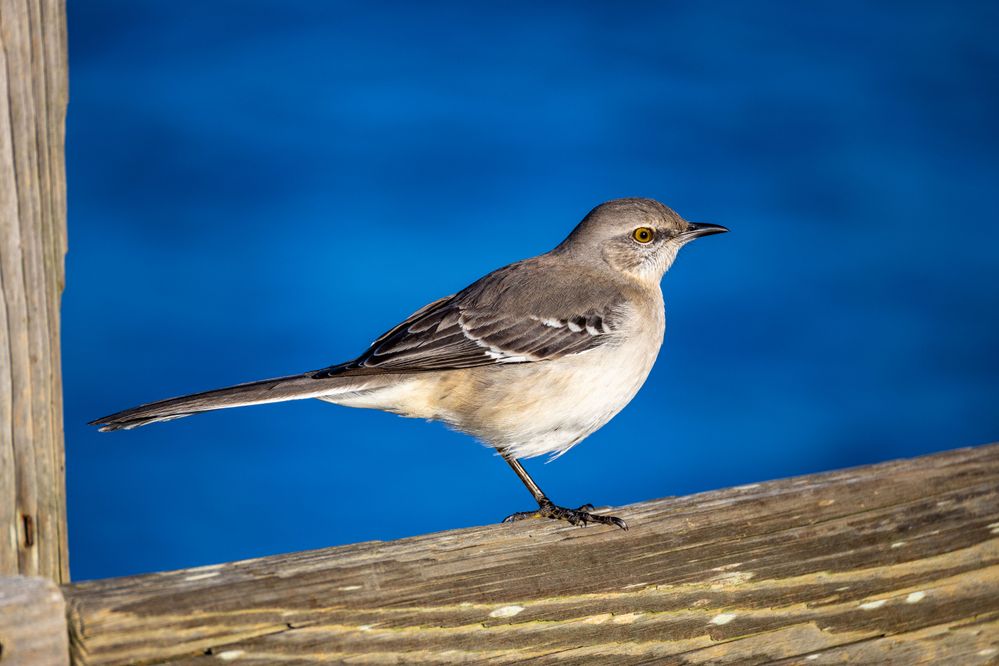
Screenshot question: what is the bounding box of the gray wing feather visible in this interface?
[357,306,619,371]
[315,261,627,377]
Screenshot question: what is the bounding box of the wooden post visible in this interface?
[62,443,999,665]
[0,0,70,583]
[0,575,69,665]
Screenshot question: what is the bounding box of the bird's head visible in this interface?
[556,198,727,284]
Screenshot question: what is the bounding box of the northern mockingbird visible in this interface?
[92,198,727,529]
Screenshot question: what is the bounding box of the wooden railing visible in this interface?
[2,443,998,664]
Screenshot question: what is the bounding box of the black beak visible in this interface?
[682,222,729,239]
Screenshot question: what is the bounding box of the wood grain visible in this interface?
[0,0,69,583]
[0,575,69,665]
[63,443,999,665]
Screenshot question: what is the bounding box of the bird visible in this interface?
[91,198,727,529]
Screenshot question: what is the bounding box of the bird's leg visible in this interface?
[499,451,628,530]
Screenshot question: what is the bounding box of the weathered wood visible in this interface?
[0,575,69,665]
[0,0,69,583]
[63,443,999,665]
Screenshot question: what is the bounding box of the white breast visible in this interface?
[449,301,665,459]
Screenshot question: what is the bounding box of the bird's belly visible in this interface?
[436,340,659,459]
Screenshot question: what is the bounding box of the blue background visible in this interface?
[64,2,999,581]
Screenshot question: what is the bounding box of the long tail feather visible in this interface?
[90,371,352,431]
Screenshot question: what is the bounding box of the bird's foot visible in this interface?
[502,498,628,530]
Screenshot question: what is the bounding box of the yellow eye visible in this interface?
[632,227,654,244]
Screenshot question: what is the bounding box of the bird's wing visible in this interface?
[315,286,627,377]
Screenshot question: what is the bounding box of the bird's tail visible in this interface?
[90,370,360,432]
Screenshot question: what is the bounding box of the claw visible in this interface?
[502,499,628,530]
[607,516,629,530]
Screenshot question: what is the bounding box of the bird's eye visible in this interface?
[632,227,655,244]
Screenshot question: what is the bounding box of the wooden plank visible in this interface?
[0,0,69,583]
[0,575,69,665]
[63,443,999,665]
